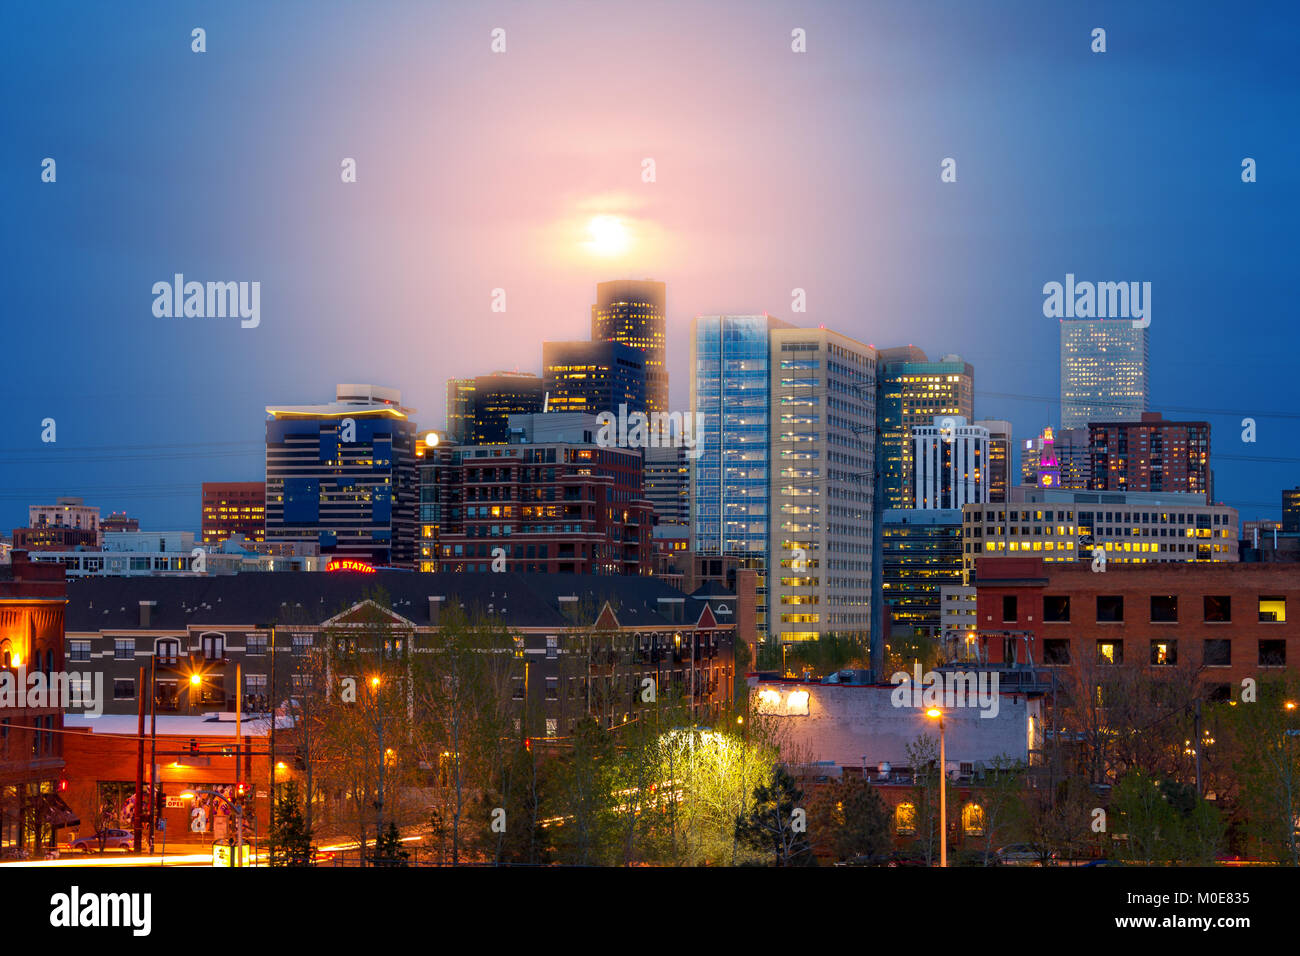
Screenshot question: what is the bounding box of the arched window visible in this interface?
[0,640,11,669]
[156,638,181,665]
[963,802,987,837]
[895,801,917,836]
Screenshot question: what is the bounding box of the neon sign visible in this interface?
[326,558,376,574]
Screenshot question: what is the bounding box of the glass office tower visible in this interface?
[691,315,790,639]
[1059,318,1149,428]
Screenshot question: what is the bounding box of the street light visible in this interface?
[180,788,246,868]
[926,707,947,868]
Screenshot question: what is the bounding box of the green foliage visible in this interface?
[1111,771,1224,865]
[268,781,314,867]
[809,775,892,862]
[372,821,410,867]
[735,766,816,866]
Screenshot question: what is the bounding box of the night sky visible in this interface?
[3,0,1295,530]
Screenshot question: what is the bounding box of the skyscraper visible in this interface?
[767,326,876,646]
[911,416,990,509]
[1060,318,1149,428]
[444,378,475,444]
[877,349,974,509]
[591,279,667,412]
[542,340,647,416]
[691,314,791,641]
[470,371,545,444]
[691,316,875,647]
[265,384,419,567]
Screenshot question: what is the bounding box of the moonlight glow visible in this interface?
[584,215,630,256]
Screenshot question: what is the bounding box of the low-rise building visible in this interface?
[961,487,1238,575]
[64,571,739,729]
[973,556,1299,694]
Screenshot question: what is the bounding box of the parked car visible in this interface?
[995,843,1057,864]
[68,829,134,853]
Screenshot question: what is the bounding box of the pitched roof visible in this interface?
[65,572,733,632]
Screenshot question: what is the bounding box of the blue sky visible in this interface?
[2,0,1296,530]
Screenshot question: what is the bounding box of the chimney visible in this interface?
[428,595,444,625]
[139,600,156,628]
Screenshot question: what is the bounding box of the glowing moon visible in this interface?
[584,215,630,256]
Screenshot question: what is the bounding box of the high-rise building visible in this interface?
[591,279,667,412]
[470,371,545,444]
[444,378,475,444]
[1060,318,1149,429]
[1283,487,1300,533]
[975,420,1012,503]
[912,416,989,510]
[877,350,974,509]
[542,340,647,417]
[201,482,265,544]
[882,509,964,635]
[1089,413,1210,495]
[265,384,419,567]
[691,314,792,641]
[645,444,689,527]
[767,327,876,646]
[418,414,652,575]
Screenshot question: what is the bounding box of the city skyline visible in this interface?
[5,0,1296,532]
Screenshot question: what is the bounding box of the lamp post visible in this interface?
[370,675,384,862]
[926,707,946,868]
[180,788,245,867]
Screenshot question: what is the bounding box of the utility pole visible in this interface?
[267,624,276,865]
[133,664,145,853]
[148,655,157,854]
[1193,698,1203,796]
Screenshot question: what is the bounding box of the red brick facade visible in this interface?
[974,556,1300,692]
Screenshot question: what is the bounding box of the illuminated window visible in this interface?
[1096,640,1122,665]
[895,802,917,836]
[962,803,986,836]
[1259,596,1286,623]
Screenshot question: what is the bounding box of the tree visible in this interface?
[410,603,519,865]
[1217,679,1300,864]
[268,780,314,866]
[970,756,1029,866]
[808,775,892,862]
[735,766,815,866]
[1111,770,1224,865]
[373,821,410,867]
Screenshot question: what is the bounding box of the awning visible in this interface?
[35,792,80,828]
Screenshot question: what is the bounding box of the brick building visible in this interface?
[201,481,266,544]
[64,571,739,730]
[61,713,280,854]
[1089,413,1210,495]
[973,556,1299,694]
[419,440,653,575]
[0,553,75,856]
